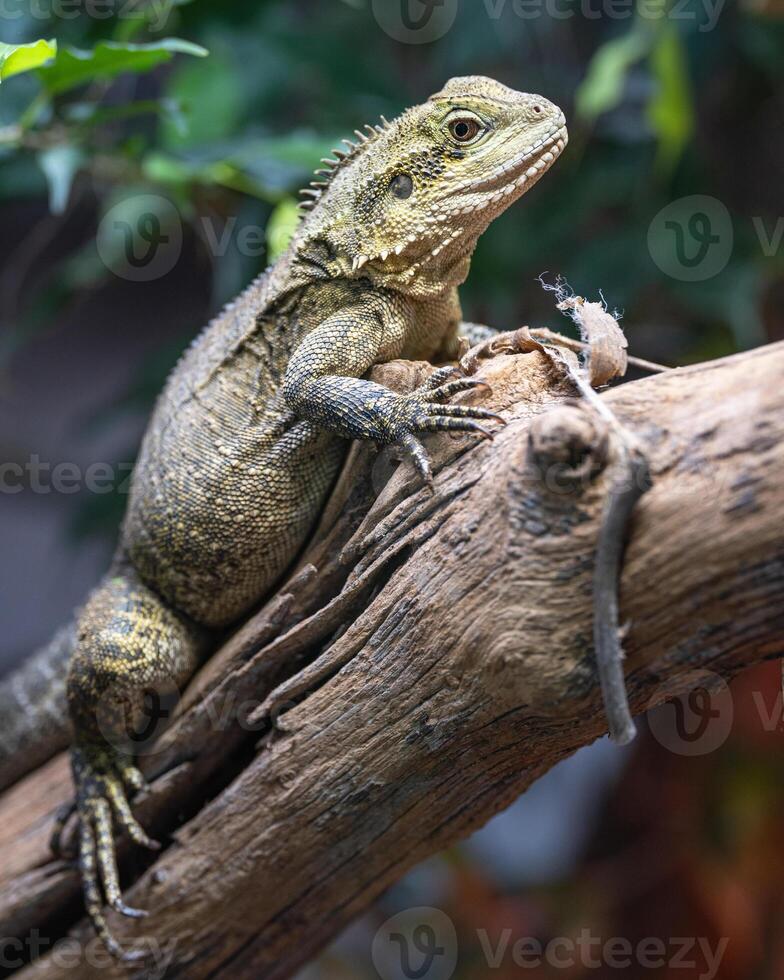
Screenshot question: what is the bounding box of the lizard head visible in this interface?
[296,76,567,289]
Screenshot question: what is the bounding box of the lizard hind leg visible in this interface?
[63,566,205,960]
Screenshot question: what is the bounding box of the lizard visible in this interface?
[0,75,568,958]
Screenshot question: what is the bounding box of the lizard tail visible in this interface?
[0,622,76,793]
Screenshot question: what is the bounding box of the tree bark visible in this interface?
[1,341,783,979]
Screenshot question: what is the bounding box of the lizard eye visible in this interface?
[389,173,413,199]
[448,117,483,144]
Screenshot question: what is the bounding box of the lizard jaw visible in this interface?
[456,119,568,195]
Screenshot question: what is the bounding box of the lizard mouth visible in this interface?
[467,119,568,195]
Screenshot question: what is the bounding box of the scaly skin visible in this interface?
[0,624,75,790]
[45,76,568,958]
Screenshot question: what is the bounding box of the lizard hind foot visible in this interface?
[71,742,159,959]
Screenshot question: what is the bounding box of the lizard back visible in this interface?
[120,254,361,628]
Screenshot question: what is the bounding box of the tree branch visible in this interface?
[2,341,783,979]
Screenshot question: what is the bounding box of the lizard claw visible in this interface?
[112,899,149,919]
[419,365,464,391]
[50,799,77,859]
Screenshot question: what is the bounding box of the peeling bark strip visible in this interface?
[1,342,784,980]
[461,323,649,744]
[592,443,651,744]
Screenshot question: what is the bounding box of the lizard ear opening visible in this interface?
[389,174,414,200]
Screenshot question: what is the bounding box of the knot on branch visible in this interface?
[528,403,609,485]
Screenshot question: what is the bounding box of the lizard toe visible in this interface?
[421,377,491,403]
[117,760,148,795]
[419,365,463,392]
[397,432,434,488]
[415,416,497,439]
[422,403,505,422]
[77,798,126,959]
[106,775,161,850]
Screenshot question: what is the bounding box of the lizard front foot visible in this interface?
[57,742,160,961]
[390,366,504,484]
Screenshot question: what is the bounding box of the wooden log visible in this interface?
[2,342,783,979]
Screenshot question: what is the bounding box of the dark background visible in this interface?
[1,1,783,977]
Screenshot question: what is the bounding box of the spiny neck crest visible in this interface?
[297,114,394,215]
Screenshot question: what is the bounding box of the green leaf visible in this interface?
[647,25,694,172]
[576,30,651,120]
[161,54,244,149]
[37,144,85,213]
[266,198,301,260]
[0,39,57,82]
[38,38,208,96]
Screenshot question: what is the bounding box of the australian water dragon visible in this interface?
[0,76,567,957]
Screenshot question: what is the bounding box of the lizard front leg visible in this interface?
[283,298,505,484]
[60,566,204,959]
